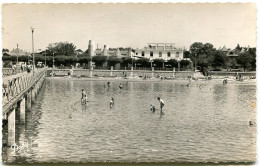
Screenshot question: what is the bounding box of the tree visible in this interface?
[2,56,16,62]
[121,57,134,67]
[183,51,190,58]
[248,47,256,70]
[2,48,9,52]
[107,56,122,67]
[189,42,204,57]
[92,56,107,67]
[78,56,90,64]
[167,59,178,68]
[153,58,164,67]
[211,50,227,68]
[180,60,191,69]
[17,56,30,62]
[237,52,253,71]
[47,42,76,56]
[136,58,149,67]
[189,42,216,70]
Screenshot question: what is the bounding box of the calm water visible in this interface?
[3,78,256,163]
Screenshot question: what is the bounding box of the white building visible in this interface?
[135,43,184,61]
[94,44,135,58]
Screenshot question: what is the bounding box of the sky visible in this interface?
[2,3,256,52]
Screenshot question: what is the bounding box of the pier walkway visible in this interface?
[2,68,47,146]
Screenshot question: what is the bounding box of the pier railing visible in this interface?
[2,68,27,77]
[2,68,47,108]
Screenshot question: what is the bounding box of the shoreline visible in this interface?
[46,75,256,84]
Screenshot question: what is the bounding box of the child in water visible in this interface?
[150,104,156,113]
[81,89,86,103]
[119,83,123,90]
[110,97,114,108]
[82,94,88,105]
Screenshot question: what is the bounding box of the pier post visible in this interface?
[110,66,113,77]
[31,87,35,102]
[173,67,176,79]
[27,90,32,110]
[36,84,38,95]
[130,67,133,77]
[90,67,93,78]
[19,97,26,125]
[37,84,39,95]
[8,108,16,146]
[151,67,154,78]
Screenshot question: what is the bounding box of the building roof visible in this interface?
[221,45,228,52]
[227,50,239,57]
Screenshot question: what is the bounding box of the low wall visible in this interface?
[47,69,256,80]
[210,71,256,79]
[47,69,194,79]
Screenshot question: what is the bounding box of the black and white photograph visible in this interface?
[1,2,257,165]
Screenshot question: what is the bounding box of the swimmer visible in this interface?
[249,121,253,126]
[188,76,192,86]
[110,97,114,108]
[107,81,111,88]
[81,89,86,102]
[82,94,88,105]
[119,83,123,90]
[223,79,227,85]
[157,97,165,114]
[150,104,156,113]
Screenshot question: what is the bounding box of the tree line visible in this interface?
[188,42,256,71]
[2,41,256,71]
[2,54,191,70]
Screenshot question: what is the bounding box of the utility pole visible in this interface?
[31,27,35,75]
[45,49,47,67]
[194,53,197,72]
[16,44,19,65]
[52,52,55,69]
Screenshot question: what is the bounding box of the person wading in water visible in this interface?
[157,97,165,114]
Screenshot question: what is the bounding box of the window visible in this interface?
[176,52,179,58]
[167,52,171,57]
[136,53,138,55]
[159,52,162,57]
[142,51,145,57]
[150,51,153,57]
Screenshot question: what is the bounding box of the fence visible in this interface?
[2,68,46,106]
[2,68,26,77]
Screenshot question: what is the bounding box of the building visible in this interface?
[134,43,184,61]
[3,48,31,57]
[94,45,134,58]
[219,45,243,70]
[87,40,135,58]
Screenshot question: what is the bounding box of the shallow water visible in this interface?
[3,78,256,163]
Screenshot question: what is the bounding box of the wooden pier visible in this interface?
[2,68,47,146]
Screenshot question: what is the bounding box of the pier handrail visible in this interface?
[2,68,47,114]
[2,68,27,77]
